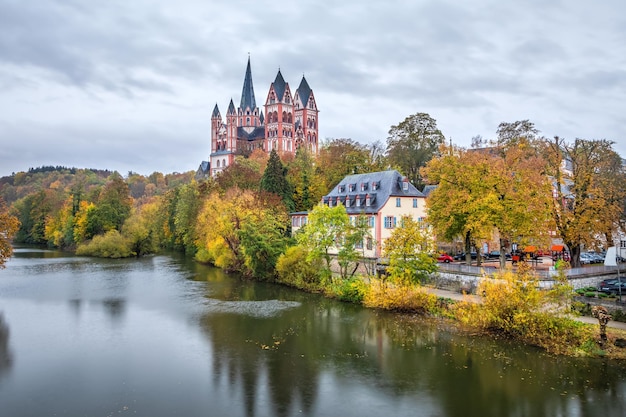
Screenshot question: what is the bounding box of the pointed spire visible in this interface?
[240,57,257,111]
[212,103,221,118]
[272,69,287,101]
[297,76,312,106]
[227,99,236,115]
[259,111,265,124]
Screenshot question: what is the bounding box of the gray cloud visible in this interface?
[1,0,625,177]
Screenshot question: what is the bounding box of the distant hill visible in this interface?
[0,166,194,205]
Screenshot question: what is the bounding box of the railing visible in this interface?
[438,262,626,280]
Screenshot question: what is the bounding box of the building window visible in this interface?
[369,216,375,228]
[355,239,363,249]
[366,195,371,206]
[384,216,396,229]
[413,198,418,208]
[366,237,373,250]
[396,198,401,207]
[356,197,361,207]
[345,197,351,208]
[372,182,379,190]
[402,179,409,191]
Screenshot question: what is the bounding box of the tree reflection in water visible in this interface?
[196,276,626,417]
[0,313,12,377]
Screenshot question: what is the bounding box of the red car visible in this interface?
[437,253,454,263]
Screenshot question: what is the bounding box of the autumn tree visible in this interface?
[423,122,553,267]
[422,144,493,265]
[543,136,626,267]
[195,188,290,278]
[386,113,445,190]
[315,138,376,193]
[383,215,437,285]
[485,121,553,266]
[0,196,20,268]
[216,156,263,191]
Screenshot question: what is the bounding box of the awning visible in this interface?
[551,245,564,252]
[524,246,537,253]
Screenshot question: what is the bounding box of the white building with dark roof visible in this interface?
[291,170,428,258]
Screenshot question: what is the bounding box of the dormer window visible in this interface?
[402,178,409,191]
[356,197,361,207]
[339,185,345,193]
[372,181,379,191]
[360,183,368,191]
[365,194,371,207]
[345,197,351,208]
[348,183,356,192]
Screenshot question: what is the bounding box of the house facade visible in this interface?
[291,170,428,259]
[197,58,319,178]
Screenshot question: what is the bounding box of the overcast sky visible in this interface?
[1,0,625,177]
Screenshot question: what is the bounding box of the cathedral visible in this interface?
[198,58,319,178]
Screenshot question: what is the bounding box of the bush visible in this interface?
[76,230,132,258]
[275,246,323,289]
[363,280,438,313]
[584,292,597,298]
[330,276,367,304]
[453,267,593,355]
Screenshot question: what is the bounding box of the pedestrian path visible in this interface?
[424,286,626,330]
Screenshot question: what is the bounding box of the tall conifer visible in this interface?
[260,149,294,211]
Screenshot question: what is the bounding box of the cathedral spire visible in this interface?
[240,57,257,111]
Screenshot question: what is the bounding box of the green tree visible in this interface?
[383,215,437,285]
[86,173,133,238]
[239,210,291,280]
[287,147,325,212]
[386,113,445,190]
[295,204,370,280]
[260,149,294,211]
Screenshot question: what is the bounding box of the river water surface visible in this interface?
[1,248,625,417]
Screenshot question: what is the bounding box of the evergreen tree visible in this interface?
[260,149,294,211]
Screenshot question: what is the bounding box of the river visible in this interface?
[1,248,625,417]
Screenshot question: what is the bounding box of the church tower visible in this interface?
[238,57,262,133]
[200,59,318,179]
[294,76,319,154]
[264,69,294,155]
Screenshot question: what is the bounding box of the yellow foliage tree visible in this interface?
[0,196,20,268]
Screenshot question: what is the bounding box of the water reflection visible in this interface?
[196,277,626,417]
[0,314,12,377]
[1,248,625,417]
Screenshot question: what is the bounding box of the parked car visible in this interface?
[598,280,626,295]
[579,252,594,264]
[597,278,619,291]
[485,251,511,260]
[437,253,454,263]
[453,252,485,261]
